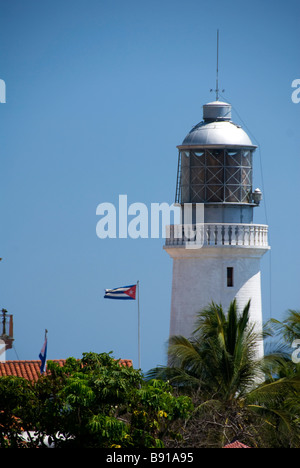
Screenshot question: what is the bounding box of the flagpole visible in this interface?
[137,280,140,369]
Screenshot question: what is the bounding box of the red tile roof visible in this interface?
[223,440,251,448]
[0,359,133,382]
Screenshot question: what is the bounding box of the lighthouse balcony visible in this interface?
[165,223,269,249]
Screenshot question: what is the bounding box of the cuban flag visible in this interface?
[104,284,136,300]
[39,335,47,373]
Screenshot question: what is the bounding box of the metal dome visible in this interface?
[179,101,256,148]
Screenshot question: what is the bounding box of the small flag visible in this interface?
[39,332,48,374]
[104,284,136,300]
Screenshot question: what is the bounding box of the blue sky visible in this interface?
[1,0,299,372]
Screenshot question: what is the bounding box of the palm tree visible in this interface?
[267,309,300,345]
[148,301,300,447]
[150,299,262,402]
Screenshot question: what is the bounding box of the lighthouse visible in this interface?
[164,99,269,357]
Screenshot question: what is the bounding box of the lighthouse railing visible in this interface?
[165,223,269,248]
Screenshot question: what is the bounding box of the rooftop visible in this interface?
[223,440,251,448]
[0,359,133,382]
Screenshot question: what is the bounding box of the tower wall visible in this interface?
[166,246,267,348]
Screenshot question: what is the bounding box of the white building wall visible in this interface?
[165,245,268,357]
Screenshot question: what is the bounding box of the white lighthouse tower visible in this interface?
[164,99,269,357]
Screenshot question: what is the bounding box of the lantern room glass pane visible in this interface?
[179,148,253,204]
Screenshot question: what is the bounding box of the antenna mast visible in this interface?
[210,30,224,100]
[216,29,219,101]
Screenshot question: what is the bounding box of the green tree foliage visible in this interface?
[0,352,193,448]
[148,301,300,448]
[1,308,300,448]
[0,376,35,448]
